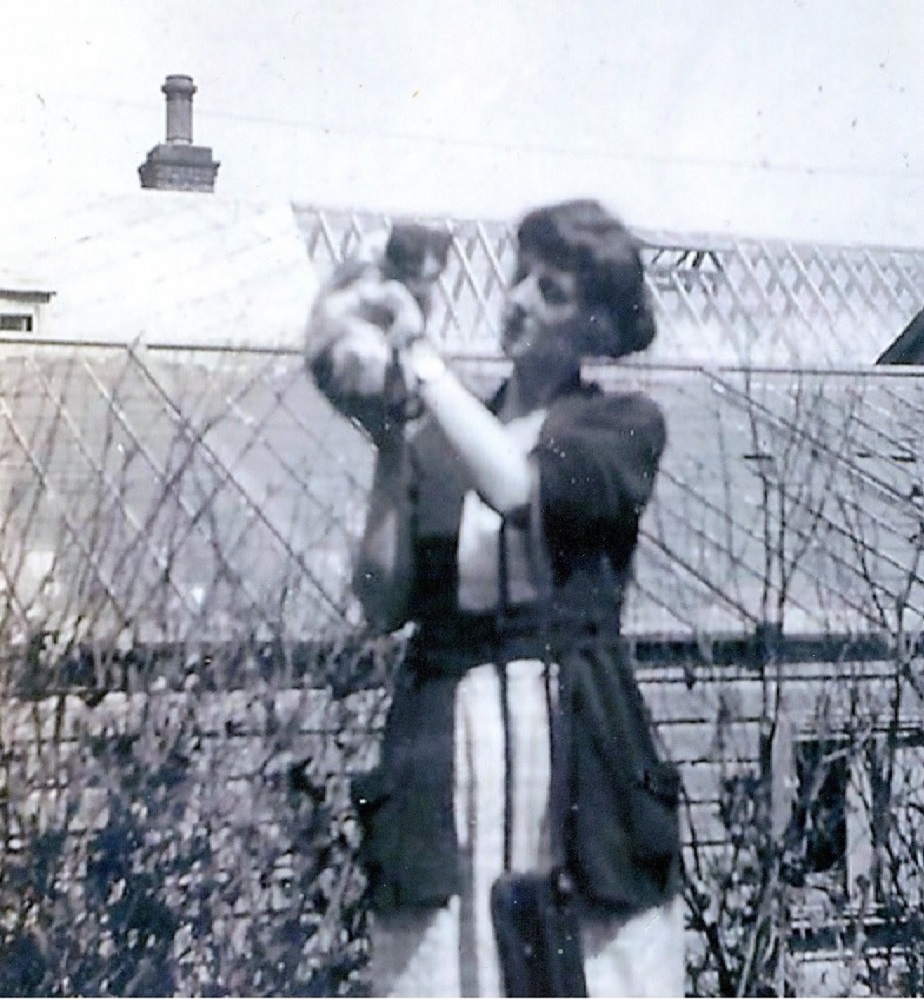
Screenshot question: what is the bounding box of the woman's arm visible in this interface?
[314,272,535,625]
[352,424,417,633]
[534,392,667,523]
[402,338,532,516]
[315,273,534,517]
[307,270,419,631]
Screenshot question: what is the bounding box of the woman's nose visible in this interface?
[507,273,540,314]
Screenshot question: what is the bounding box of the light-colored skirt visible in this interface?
[369,660,686,997]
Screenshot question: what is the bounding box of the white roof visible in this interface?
[0,191,318,347]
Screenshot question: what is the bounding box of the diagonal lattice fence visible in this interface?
[2,341,923,656]
[294,205,924,365]
[0,342,370,657]
[3,204,924,995]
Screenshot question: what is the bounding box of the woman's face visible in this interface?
[501,252,581,359]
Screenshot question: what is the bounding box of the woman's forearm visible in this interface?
[353,430,416,632]
[405,342,532,515]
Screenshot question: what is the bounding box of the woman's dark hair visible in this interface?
[516,199,656,358]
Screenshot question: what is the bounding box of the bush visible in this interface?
[0,631,407,996]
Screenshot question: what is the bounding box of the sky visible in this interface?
[2,0,923,245]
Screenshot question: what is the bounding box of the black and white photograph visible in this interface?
[1,1,923,996]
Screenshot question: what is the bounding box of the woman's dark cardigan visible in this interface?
[352,381,682,914]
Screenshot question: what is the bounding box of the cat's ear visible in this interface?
[353,230,389,268]
[321,230,387,294]
[430,230,452,269]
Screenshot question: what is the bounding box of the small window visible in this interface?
[646,246,724,294]
[791,739,848,876]
[0,314,33,332]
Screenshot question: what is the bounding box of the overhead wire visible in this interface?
[6,83,924,183]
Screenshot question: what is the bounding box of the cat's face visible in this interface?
[382,224,452,313]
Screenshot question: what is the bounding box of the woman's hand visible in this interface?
[306,265,430,444]
[308,273,383,394]
[308,268,425,391]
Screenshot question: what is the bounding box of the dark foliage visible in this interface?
[0,632,407,996]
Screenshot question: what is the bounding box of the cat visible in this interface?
[306,223,452,436]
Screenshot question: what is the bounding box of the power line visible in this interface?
[8,83,924,183]
[199,105,924,182]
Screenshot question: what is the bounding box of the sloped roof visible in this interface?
[0,341,366,641]
[0,192,317,347]
[1,343,921,646]
[460,359,924,639]
[877,307,924,365]
[0,279,54,299]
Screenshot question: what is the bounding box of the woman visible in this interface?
[310,200,684,997]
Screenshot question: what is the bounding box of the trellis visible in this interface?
[2,205,924,996]
[294,205,924,365]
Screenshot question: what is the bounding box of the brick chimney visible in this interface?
[138,75,220,192]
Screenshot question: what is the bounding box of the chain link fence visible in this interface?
[3,205,924,994]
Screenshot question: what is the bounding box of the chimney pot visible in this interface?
[162,73,197,144]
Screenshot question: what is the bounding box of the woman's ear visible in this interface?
[558,309,619,358]
[612,286,657,357]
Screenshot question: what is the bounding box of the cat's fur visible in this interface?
[306,224,451,436]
